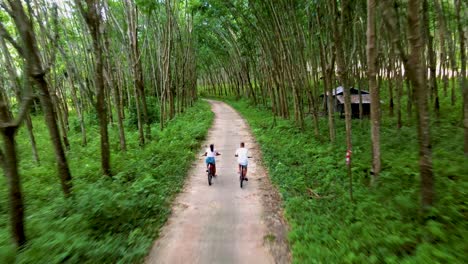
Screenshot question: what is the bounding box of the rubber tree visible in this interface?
[0,0,73,196]
[75,0,111,176]
[0,74,32,248]
[367,0,381,181]
[380,0,435,210]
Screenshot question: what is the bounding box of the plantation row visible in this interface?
[197,0,467,214]
[198,2,467,262]
[0,0,199,252]
[0,102,213,263]
[224,98,466,263]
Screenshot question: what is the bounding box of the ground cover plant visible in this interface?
[0,101,213,263]
[224,98,467,263]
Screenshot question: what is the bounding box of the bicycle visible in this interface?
[203,149,220,186]
[207,162,215,186]
[238,157,251,188]
[239,164,247,188]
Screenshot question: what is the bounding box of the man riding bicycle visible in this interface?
[235,142,249,181]
[203,144,220,176]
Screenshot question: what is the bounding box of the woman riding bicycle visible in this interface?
[203,144,220,176]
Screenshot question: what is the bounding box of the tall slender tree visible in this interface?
[75,0,111,175]
[0,0,73,196]
[367,0,381,181]
[455,0,467,155]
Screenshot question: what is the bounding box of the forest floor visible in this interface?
[145,100,290,264]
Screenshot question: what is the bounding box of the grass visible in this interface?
[220,95,467,263]
[0,100,213,263]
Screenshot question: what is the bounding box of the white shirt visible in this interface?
[206,148,217,158]
[235,148,249,165]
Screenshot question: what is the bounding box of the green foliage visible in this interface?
[0,101,213,263]
[225,99,467,263]
[125,96,160,129]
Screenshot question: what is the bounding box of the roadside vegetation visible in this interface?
[1,1,205,262]
[224,97,466,263]
[0,101,213,263]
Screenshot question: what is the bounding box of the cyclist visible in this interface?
[235,142,249,181]
[203,144,220,176]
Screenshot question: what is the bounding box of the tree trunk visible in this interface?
[76,0,111,176]
[423,0,440,118]
[434,0,448,97]
[50,81,70,151]
[161,0,173,128]
[406,77,413,121]
[396,61,403,129]
[380,0,434,209]
[125,0,151,143]
[24,116,40,163]
[367,0,381,181]
[332,0,353,201]
[3,0,73,196]
[455,0,467,155]
[387,63,395,117]
[105,54,126,151]
[0,91,26,248]
[0,37,40,163]
[37,79,73,194]
[67,73,87,146]
[407,0,435,209]
[134,78,145,145]
[316,8,336,144]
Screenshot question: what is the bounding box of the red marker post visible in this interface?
[346,150,352,165]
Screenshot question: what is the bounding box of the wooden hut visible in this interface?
[321,86,371,117]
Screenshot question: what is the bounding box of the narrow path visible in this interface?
[146,100,290,264]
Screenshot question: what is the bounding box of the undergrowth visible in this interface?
[224,98,467,264]
[0,101,213,263]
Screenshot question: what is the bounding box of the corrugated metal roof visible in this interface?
[323,86,370,96]
[335,94,371,104]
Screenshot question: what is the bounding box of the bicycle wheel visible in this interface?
[208,165,213,186]
[240,168,244,188]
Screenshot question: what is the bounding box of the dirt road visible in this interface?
[146,100,289,264]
